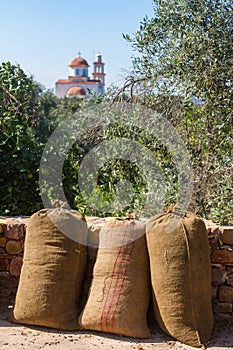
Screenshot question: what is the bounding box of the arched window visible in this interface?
[76,68,80,76]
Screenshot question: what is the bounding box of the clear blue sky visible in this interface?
[0,1,154,91]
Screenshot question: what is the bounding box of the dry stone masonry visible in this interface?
[208,223,233,318]
[0,218,26,305]
[0,216,233,320]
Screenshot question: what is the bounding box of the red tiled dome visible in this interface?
[69,57,89,67]
[66,86,86,97]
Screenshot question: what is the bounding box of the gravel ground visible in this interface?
[0,304,232,350]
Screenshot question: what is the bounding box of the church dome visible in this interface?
[66,86,86,97]
[69,57,89,67]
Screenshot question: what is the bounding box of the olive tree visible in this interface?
[122,0,233,222]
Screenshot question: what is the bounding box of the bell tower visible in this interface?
[93,54,105,85]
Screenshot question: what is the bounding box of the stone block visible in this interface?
[0,253,13,260]
[9,257,23,276]
[6,240,22,255]
[219,286,233,303]
[0,259,9,271]
[226,274,233,287]
[211,249,233,264]
[3,223,25,240]
[220,227,233,245]
[211,267,227,285]
[0,237,6,247]
[214,302,233,314]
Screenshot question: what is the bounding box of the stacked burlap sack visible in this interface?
[79,218,151,338]
[146,206,213,348]
[9,206,213,348]
[8,208,88,330]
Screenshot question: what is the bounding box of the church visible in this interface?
[55,53,105,98]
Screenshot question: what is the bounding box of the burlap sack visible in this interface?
[79,218,151,338]
[9,208,87,330]
[146,207,213,348]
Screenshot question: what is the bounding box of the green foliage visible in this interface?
[124,0,232,104]
[0,62,43,214]
[59,108,181,218]
[0,62,100,216]
[122,0,233,223]
[34,90,59,142]
[1,0,232,226]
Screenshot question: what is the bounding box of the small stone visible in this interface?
[220,227,233,245]
[219,286,233,303]
[0,259,9,271]
[0,253,12,260]
[211,267,227,285]
[214,302,232,313]
[3,223,25,240]
[6,240,22,255]
[10,257,23,276]
[0,237,6,247]
[211,249,233,264]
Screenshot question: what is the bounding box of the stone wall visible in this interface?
[208,223,233,318]
[0,216,233,320]
[0,218,26,305]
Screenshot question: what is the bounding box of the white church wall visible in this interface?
[55,54,105,98]
[55,82,104,98]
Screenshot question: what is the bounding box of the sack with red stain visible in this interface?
[79,218,151,338]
